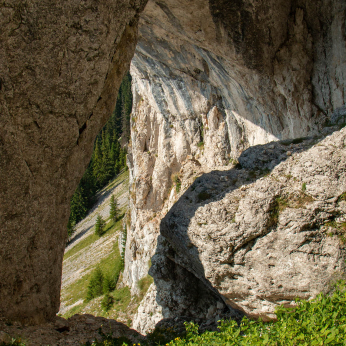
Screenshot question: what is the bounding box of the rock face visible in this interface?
[0,0,345,329]
[152,128,346,321]
[0,315,144,346]
[127,0,346,333]
[0,0,147,323]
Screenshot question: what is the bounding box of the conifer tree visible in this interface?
[86,267,104,301]
[92,140,103,188]
[109,195,119,222]
[67,72,132,236]
[69,186,87,225]
[95,214,106,236]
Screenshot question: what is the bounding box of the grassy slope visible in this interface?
[62,219,122,318]
[60,170,152,325]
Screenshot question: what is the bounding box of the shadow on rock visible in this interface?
[149,124,346,330]
[0,314,144,346]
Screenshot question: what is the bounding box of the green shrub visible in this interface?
[102,274,114,294]
[84,281,346,345]
[172,175,181,193]
[165,281,346,345]
[302,182,307,192]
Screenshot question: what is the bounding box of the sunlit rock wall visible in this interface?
[125,0,346,333]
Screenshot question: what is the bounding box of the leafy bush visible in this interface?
[302,182,307,192]
[166,281,346,346]
[102,274,115,294]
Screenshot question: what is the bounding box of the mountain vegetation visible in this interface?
[67,73,132,237]
[82,280,346,346]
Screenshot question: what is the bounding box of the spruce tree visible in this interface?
[69,186,87,225]
[86,267,104,301]
[109,195,119,222]
[95,214,106,236]
[92,140,103,188]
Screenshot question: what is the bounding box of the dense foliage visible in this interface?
[67,73,132,237]
[84,281,346,346]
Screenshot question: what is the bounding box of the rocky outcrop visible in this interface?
[0,0,345,329]
[127,0,346,333]
[0,0,147,323]
[0,315,143,346]
[131,124,346,332]
[152,127,346,320]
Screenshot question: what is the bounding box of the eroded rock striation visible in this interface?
[0,0,345,329]
[125,0,346,333]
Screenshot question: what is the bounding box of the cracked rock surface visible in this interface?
[128,0,346,334]
[0,0,147,323]
[151,127,346,321]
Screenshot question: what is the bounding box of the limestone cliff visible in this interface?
[0,0,345,328]
[123,0,346,333]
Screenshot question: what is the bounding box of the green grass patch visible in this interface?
[325,220,346,244]
[102,170,129,194]
[268,191,315,228]
[64,219,121,260]
[172,174,182,193]
[137,275,154,300]
[64,233,99,260]
[111,286,132,312]
[63,302,87,319]
[62,238,122,318]
[267,197,286,228]
[338,192,346,203]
